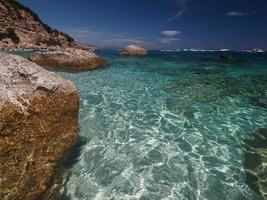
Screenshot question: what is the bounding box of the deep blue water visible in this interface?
[17,51,267,200]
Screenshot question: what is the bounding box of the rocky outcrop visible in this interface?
[121,45,148,57]
[29,48,107,70]
[0,0,91,51]
[0,53,79,200]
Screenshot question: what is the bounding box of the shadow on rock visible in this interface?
[40,136,87,200]
[62,136,87,168]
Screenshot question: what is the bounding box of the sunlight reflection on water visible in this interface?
[55,51,267,200]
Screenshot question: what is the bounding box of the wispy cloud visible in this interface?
[63,28,145,49]
[167,10,185,22]
[62,28,184,50]
[166,0,190,22]
[160,38,181,43]
[162,30,181,37]
[226,11,255,17]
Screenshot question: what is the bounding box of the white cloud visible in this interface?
[61,27,183,50]
[160,38,181,43]
[226,11,254,16]
[63,28,145,49]
[167,10,185,22]
[161,30,180,37]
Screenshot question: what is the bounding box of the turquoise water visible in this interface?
[53,51,267,200]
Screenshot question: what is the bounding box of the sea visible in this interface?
[14,50,267,200]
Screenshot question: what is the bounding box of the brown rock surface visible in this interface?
[0,52,79,200]
[121,45,148,57]
[0,0,91,51]
[29,48,107,70]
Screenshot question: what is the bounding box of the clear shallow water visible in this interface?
[53,51,267,200]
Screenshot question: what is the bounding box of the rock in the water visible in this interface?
[219,55,235,60]
[121,45,148,57]
[0,52,79,200]
[219,55,244,62]
[29,48,107,70]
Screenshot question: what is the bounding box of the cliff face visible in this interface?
[0,53,79,200]
[0,0,88,50]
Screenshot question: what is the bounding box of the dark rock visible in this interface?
[183,106,198,120]
[219,55,235,60]
[219,55,245,62]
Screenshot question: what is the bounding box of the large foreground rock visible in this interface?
[121,45,148,57]
[29,48,107,70]
[0,53,79,200]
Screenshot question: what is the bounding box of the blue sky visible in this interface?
[19,0,267,50]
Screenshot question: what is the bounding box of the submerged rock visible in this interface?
[219,55,244,62]
[183,106,198,120]
[164,72,267,109]
[0,52,79,200]
[249,96,267,110]
[219,55,235,60]
[29,48,107,70]
[189,65,227,76]
[121,45,148,57]
[242,128,267,199]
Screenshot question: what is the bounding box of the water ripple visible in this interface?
[57,52,267,200]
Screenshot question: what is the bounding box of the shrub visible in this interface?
[0,27,20,44]
[46,39,61,46]
[60,32,74,43]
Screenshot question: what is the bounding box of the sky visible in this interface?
[18,0,267,50]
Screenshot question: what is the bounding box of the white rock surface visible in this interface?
[121,45,148,56]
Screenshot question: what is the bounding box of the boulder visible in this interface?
[29,48,107,70]
[0,53,79,200]
[121,45,148,57]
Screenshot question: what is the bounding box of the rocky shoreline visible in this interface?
[0,44,93,52]
[0,0,92,52]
